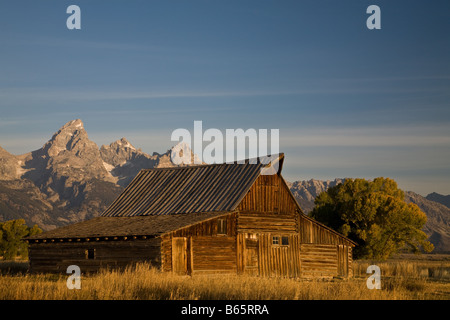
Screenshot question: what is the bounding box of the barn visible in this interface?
[27,154,356,278]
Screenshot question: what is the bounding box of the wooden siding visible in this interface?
[259,233,301,278]
[236,171,355,248]
[29,238,161,273]
[348,246,353,277]
[299,244,353,278]
[161,235,237,274]
[298,214,354,246]
[237,212,297,234]
[300,244,338,278]
[244,238,259,275]
[172,237,188,275]
[170,213,236,238]
[161,234,172,273]
[237,174,298,214]
[237,233,301,278]
[191,236,236,274]
[160,213,236,273]
[337,245,348,277]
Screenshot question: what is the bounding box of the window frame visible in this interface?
[85,248,96,260]
[217,218,227,235]
[272,236,280,245]
[272,235,289,247]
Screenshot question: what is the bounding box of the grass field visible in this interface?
[0,255,449,300]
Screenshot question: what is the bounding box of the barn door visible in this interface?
[337,245,349,277]
[244,237,259,275]
[172,237,188,275]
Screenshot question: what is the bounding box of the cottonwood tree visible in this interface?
[0,219,42,260]
[310,178,433,259]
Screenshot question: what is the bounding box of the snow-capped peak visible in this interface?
[117,137,136,150]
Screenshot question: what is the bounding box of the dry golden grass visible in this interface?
[0,257,449,300]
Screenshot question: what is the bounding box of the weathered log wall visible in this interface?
[29,238,161,273]
[299,244,352,278]
[235,173,354,278]
[298,215,353,245]
[160,213,237,274]
[257,233,301,278]
[237,175,298,214]
[191,236,236,274]
[237,212,297,234]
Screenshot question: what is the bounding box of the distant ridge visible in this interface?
[288,178,347,213]
[426,192,450,209]
[290,179,450,253]
[405,191,450,253]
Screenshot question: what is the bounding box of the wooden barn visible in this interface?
[27,154,356,278]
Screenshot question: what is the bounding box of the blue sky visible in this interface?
[0,0,449,195]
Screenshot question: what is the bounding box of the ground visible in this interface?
[0,254,449,300]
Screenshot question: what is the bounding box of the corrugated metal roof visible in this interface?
[27,212,232,240]
[101,154,283,217]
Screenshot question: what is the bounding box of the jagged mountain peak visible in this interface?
[290,178,346,201]
[101,137,138,154]
[169,141,203,165]
[50,119,85,140]
[40,119,96,158]
[61,119,84,130]
[100,137,145,168]
[0,145,10,154]
[100,140,205,186]
[0,145,15,158]
[116,137,135,149]
[19,118,114,202]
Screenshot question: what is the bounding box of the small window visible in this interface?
[245,233,257,240]
[272,236,279,245]
[272,236,289,246]
[86,249,95,260]
[217,219,227,235]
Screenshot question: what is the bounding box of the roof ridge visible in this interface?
[141,161,260,172]
[141,153,284,172]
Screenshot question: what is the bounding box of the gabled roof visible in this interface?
[101,154,284,217]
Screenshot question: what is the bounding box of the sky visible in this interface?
[0,0,449,196]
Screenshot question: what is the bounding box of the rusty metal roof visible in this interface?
[27,212,232,240]
[101,154,284,217]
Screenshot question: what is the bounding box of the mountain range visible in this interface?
[0,119,196,230]
[0,119,449,253]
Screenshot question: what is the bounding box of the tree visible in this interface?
[0,219,42,260]
[310,177,433,260]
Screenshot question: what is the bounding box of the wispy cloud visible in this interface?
[1,84,447,104]
[280,125,450,148]
[8,35,165,53]
[0,87,305,102]
[328,75,450,83]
